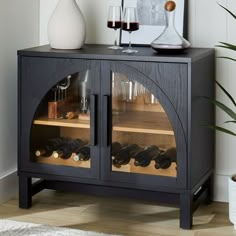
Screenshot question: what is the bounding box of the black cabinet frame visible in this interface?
[18,44,215,229]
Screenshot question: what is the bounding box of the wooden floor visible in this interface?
[0,190,235,236]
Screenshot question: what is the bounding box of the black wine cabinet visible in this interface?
[18,44,214,229]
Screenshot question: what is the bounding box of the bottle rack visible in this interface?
[33,154,91,168]
[112,160,176,177]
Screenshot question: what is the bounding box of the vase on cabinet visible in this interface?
[229,174,236,230]
[47,0,86,49]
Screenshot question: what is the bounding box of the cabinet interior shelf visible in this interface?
[33,118,90,129]
[33,111,174,135]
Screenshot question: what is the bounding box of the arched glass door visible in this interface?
[110,72,177,178]
[30,71,93,170]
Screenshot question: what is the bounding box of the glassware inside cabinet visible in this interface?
[30,70,93,169]
[111,72,177,177]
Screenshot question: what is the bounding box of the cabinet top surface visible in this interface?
[18,44,214,63]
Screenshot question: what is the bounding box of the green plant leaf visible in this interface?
[216,81,236,107]
[203,96,236,120]
[218,3,236,20]
[216,42,236,51]
[218,42,236,49]
[218,56,236,62]
[208,125,236,136]
[225,120,236,124]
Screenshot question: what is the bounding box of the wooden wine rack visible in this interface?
[34,154,176,177]
[34,154,91,168]
[112,160,176,177]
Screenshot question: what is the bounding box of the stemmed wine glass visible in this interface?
[107,6,123,49]
[122,7,139,53]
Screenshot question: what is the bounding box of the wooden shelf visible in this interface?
[33,117,90,129]
[33,111,174,135]
[113,111,174,135]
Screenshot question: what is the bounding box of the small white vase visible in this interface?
[229,174,236,230]
[47,0,86,49]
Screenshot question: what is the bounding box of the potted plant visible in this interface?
[208,3,236,230]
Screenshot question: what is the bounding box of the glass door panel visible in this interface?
[111,72,177,177]
[30,71,92,169]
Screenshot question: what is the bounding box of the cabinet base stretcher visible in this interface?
[18,173,213,230]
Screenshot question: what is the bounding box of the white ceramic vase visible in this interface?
[47,0,86,49]
[229,175,236,230]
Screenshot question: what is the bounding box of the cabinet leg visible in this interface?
[180,192,193,229]
[205,174,214,204]
[19,176,32,208]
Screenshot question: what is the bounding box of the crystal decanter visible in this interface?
[151,0,190,53]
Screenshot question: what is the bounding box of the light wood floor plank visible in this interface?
[0,190,234,236]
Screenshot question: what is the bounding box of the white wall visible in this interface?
[0,0,40,203]
[39,0,236,202]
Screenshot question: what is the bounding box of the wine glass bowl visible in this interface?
[107,6,123,50]
[122,7,139,53]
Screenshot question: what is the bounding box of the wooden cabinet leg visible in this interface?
[19,176,32,208]
[180,192,193,229]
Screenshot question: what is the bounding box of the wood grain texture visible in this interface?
[33,154,91,168]
[112,160,176,177]
[0,190,234,236]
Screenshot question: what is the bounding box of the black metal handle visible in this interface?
[103,95,111,147]
[90,94,97,146]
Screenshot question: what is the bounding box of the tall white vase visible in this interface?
[47,0,86,49]
[229,175,236,230]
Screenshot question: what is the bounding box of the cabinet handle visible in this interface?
[90,94,98,146]
[104,95,111,146]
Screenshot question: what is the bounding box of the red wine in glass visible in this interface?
[107,6,123,49]
[122,7,139,53]
[122,22,139,32]
[107,21,122,29]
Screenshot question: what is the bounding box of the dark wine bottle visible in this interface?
[73,145,90,161]
[53,138,84,159]
[111,142,122,157]
[113,144,140,167]
[35,137,65,157]
[154,147,176,169]
[134,145,160,167]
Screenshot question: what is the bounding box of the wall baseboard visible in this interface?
[0,170,18,204]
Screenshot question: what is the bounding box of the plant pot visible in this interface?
[47,0,86,49]
[229,174,236,230]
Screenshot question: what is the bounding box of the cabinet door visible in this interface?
[19,56,100,179]
[101,61,187,189]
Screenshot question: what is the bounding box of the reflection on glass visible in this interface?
[111,72,177,177]
[30,71,92,169]
[143,90,159,105]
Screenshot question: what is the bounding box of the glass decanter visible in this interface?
[151,0,190,53]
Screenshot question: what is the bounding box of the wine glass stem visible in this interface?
[128,32,132,49]
[114,29,118,47]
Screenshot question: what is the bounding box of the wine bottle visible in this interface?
[134,145,160,167]
[73,145,90,161]
[154,147,176,169]
[113,144,140,167]
[53,138,84,159]
[111,142,122,157]
[35,137,65,157]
